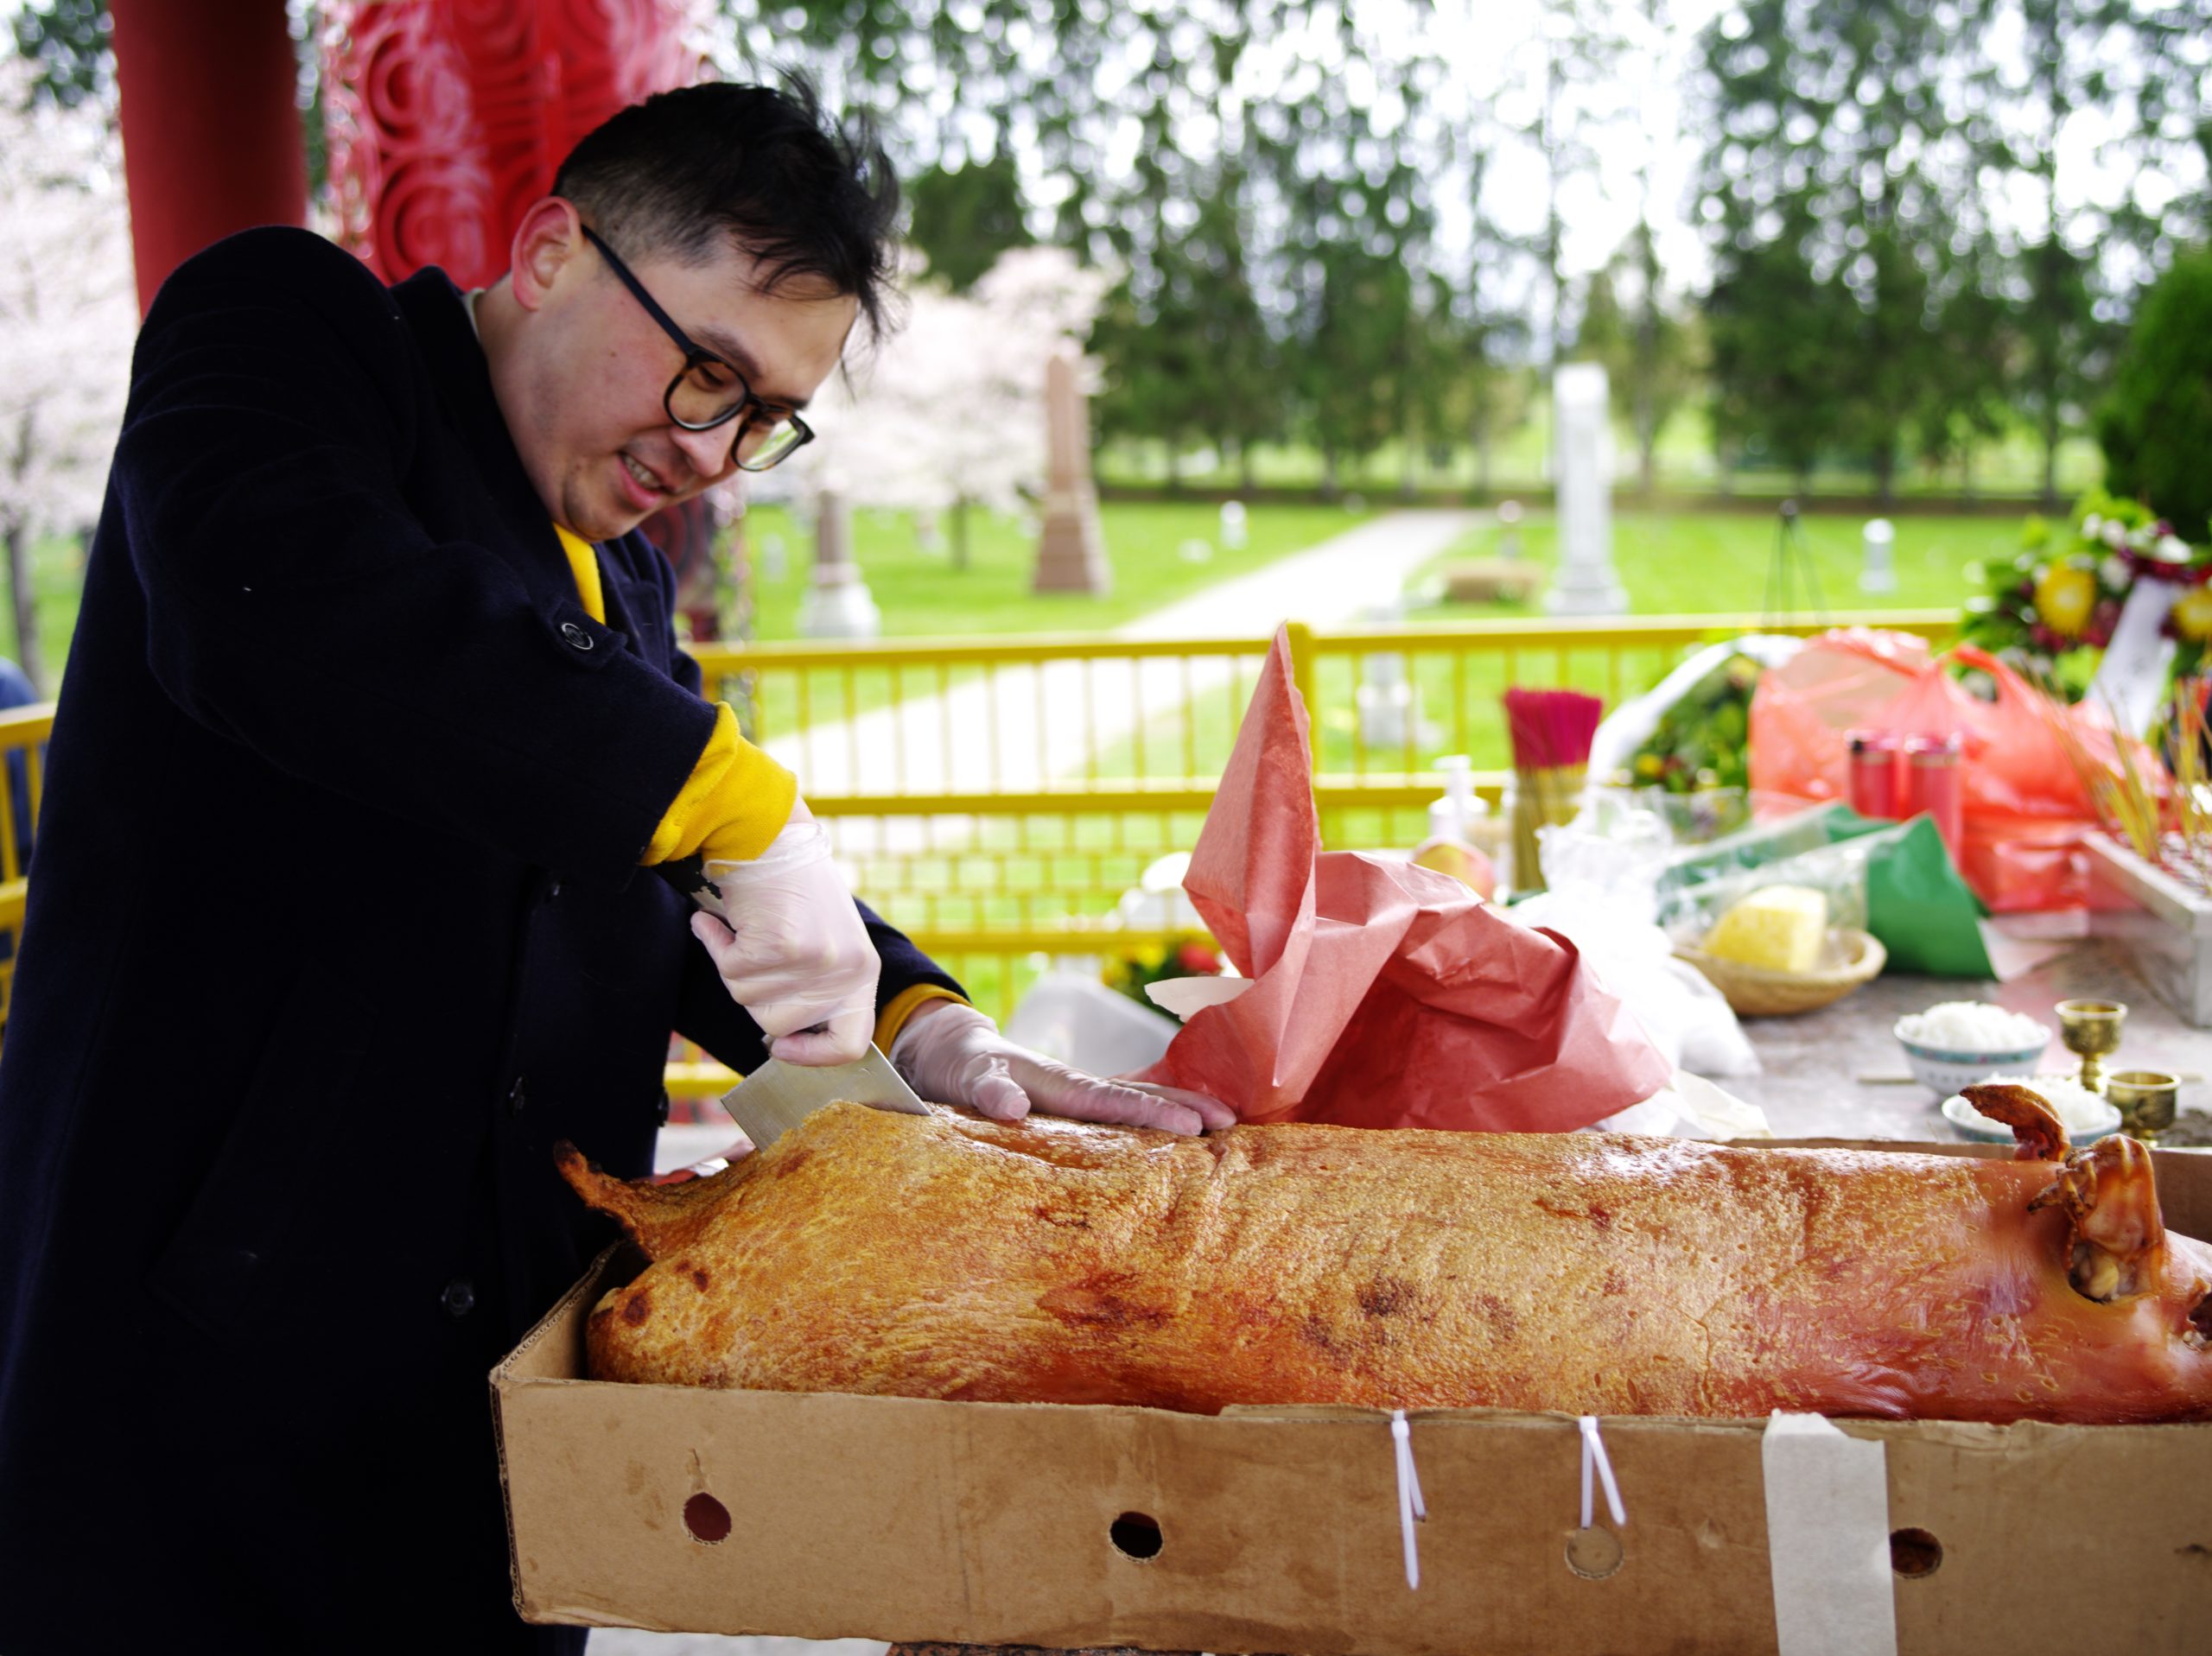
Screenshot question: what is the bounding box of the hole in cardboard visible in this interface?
[683,1493,732,1545]
[1890,1527,1942,1577]
[1109,1511,1164,1559]
[1565,1526,1624,1579]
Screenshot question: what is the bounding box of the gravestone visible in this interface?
[1859,517,1897,593]
[1355,599,1432,752]
[1033,347,1111,595]
[1219,499,1249,550]
[796,488,881,638]
[1542,365,1626,615]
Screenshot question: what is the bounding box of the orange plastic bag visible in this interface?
[1748,628,2160,911]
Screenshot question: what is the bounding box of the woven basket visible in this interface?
[1675,928,1887,1018]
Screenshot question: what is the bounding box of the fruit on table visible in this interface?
[1412,838,1497,898]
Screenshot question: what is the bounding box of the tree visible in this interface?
[1093,158,1279,489]
[0,55,134,691]
[2098,248,2212,542]
[906,152,1033,294]
[780,245,1109,567]
[1703,200,1852,489]
[1983,0,2131,505]
[1575,243,1700,495]
[1509,0,1627,369]
[1695,0,1992,501]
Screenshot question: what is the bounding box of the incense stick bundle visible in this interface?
[1504,687,1604,892]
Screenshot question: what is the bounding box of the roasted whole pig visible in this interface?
[556,1084,2212,1424]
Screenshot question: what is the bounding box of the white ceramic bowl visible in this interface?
[1894,1018,2052,1097]
[1941,1091,2122,1145]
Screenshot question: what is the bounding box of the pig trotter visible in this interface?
[2029,1134,2169,1302]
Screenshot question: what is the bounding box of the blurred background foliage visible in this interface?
[13,0,2212,505]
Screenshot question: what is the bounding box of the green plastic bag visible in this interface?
[1656,804,1993,979]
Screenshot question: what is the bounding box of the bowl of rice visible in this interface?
[1940,1075,2122,1145]
[1894,1000,2053,1096]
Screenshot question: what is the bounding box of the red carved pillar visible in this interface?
[321,1,715,596]
[111,0,309,314]
[321,0,698,289]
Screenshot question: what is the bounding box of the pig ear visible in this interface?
[554,1141,741,1260]
[1961,1082,2071,1162]
[2029,1135,2170,1302]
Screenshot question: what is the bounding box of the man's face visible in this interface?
[499,209,856,542]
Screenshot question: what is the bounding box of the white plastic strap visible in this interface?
[1578,1416,1627,1530]
[1389,1408,1427,1590]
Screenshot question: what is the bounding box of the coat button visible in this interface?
[441,1278,476,1318]
[506,1075,527,1117]
[547,878,562,900]
[560,622,594,650]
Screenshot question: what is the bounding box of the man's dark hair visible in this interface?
[553,77,901,343]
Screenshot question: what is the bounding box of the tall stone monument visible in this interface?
[796,487,880,638]
[1033,347,1111,595]
[1543,363,1626,616]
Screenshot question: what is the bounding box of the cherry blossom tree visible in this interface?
[774,245,1109,569]
[0,59,136,692]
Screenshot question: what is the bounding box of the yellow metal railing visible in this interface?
[693,611,1955,801]
[0,612,1965,1094]
[0,703,52,1029]
[675,610,1960,1088]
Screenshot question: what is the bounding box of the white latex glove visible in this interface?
[890,1000,1236,1136]
[690,798,880,1065]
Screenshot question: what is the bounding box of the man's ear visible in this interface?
[509,197,584,314]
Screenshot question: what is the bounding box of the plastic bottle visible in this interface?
[1412,755,1499,898]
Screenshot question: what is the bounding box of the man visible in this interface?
[0,81,1227,1654]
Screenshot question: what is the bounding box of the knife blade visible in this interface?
[717,1042,929,1155]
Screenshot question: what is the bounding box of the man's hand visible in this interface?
[690,799,880,1065]
[890,1000,1235,1136]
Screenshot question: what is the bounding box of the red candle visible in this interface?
[1904,733,1964,854]
[1847,730,1901,819]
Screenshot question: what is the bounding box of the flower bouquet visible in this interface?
[1963,490,2208,698]
[1627,649,1761,794]
[1103,933,1225,1009]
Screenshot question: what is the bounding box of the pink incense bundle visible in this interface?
[1503,687,1604,892]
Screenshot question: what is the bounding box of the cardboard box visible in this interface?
[493,1140,2212,1653]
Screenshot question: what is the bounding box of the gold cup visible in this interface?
[2056,999,2126,1094]
[2105,1069,2180,1142]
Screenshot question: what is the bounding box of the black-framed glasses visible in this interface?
[581,225,815,473]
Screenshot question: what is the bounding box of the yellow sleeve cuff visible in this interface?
[874,983,969,1054]
[640,701,798,866]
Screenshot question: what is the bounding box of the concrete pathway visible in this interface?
[760,510,1482,797]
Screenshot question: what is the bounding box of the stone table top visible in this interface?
[1720,935,2212,1145]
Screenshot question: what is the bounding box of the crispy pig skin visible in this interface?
[556,1102,2212,1424]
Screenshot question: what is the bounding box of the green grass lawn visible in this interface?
[1404,508,2017,620]
[0,534,92,695]
[737,498,1374,641]
[1067,507,2005,786]
[1096,399,2107,500]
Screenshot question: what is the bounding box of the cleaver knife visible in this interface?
[652,856,929,1152]
[718,1044,930,1154]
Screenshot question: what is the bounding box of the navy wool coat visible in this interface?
[0,228,960,1655]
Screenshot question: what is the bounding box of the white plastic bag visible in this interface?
[1515,839,1762,1082]
[1002,971,1180,1076]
